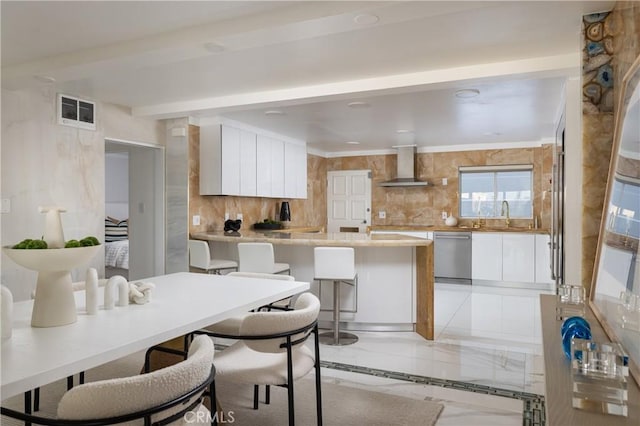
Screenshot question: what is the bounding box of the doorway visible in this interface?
[327,170,372,233]
[105,139,165,280]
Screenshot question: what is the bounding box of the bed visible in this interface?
[105,217,129,279]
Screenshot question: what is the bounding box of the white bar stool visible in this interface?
[237,242,290,275]
[314,246,358,345]
[188,239,238,274]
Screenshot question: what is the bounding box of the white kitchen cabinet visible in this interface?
[535,234,554,284]
[200,124,256,196]
[201,122,306,199]
[502,233,535,283]
[472,233,503,281]
[284,142,307,199]
[256,135,285,198]
[239,130,257,196]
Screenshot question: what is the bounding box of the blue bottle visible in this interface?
[561,316,592,360]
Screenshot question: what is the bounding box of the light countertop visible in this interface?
[191,230,432,247]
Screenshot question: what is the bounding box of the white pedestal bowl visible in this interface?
[3,245,101,327]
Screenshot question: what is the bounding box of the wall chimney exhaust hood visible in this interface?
[379,146,429,187]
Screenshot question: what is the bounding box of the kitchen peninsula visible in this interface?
[191,230,434,340]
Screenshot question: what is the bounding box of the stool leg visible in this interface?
[319,279,358,346]
[333,280,340,343]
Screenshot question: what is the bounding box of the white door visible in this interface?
[327,170,371,233]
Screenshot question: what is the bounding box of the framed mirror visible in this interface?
[590,55,640,386]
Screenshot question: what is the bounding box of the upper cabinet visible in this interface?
[200,123,307,199]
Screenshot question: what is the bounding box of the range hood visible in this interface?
[379,146,429,187]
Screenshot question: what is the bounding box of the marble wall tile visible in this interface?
[327,147,550,228]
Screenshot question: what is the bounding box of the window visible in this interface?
[459,165,533,219]
[608,175,639,238]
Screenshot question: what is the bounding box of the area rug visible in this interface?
[1,350,443,426]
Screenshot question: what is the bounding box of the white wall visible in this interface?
[1,86,164,301]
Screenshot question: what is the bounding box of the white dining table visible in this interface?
[1,272,309,401]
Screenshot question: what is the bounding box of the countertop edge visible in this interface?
[191,231,432,247]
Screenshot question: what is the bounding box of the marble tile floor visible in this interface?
[315,282,553,425]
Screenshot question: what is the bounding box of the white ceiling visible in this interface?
[1,1,614,154]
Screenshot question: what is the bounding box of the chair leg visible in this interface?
[265,385,271,404]
[253,385,259,409]
[24,390,32,426]
[314,325,323,425]
[211,381,218,426]
[286,339,295,426]
[34,387,40,412]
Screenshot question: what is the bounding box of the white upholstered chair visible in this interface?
[1,335,215,425]
[237,242,290,275]
[314,246,358,346]
[205,272,297,336]
[189,239,238,274]
[206,292,322,426]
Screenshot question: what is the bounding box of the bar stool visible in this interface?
[314,246,358,345]
[188,239,238,274]
[237,242,290,275]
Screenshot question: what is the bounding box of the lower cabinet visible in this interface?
[502,234,535,283]
[472,232,550,286]
[471,233,503,281]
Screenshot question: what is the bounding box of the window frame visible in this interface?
[458,164,534,219]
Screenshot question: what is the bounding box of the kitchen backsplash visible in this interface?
[326,146,553,230]
[188,122,552,234]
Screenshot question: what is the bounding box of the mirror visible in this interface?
[590,55,640,385]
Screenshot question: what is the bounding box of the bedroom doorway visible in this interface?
[105,139,165,280]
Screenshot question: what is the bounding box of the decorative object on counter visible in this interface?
[252,219,283,230]
[129,281,155,304]
[1,285,13,339]
[618,291,640,332]
[571,337,629,416]
[561,316,592,360]
[224,219,242,232]
[556,284,586,320]
[2,206,101,327]
[85,268,99,315]
[104,275,129,309]
[444,213,458,227]
[279,201,291,228]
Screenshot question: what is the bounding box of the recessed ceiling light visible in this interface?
[347,101,370,108]
[455,89,480,98]
[353,13,379,25]
[396,129,413,134]
[483,131,503,136]
[264,110,285,116]
[203,42,225,53]
[346,141,360,145]
[391,144,417,148]
[33,75,56,83]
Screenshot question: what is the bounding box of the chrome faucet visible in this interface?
[501,200,510,227]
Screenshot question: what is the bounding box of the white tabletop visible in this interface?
[1,272,309,400]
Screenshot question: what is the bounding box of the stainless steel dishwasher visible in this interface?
[434,231,472,284]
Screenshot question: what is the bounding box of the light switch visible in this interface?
[442,178,448,186]
[378,211,386,219]
[192,215,200,226]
